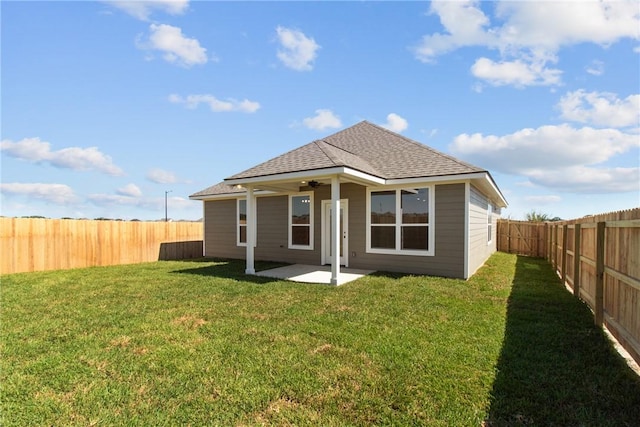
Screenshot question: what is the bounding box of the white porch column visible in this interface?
[245,185,256,275]
[330,175,340,285]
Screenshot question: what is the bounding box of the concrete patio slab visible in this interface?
[256,264,374,285]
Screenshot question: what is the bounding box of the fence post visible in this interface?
[545,222,553,263]
[553,224,559,271]
[594,221,605,326]
[561,224,568,285]
[573,223,581,298]
[548,224,552,263]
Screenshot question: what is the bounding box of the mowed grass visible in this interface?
[1,253,639,426]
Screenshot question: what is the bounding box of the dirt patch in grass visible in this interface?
[172,315,207,329]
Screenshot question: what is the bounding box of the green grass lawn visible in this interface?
[1,253,639,426]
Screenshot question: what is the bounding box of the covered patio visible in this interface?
[230,167,383,285]
[256,264,375,286]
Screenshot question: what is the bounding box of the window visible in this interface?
[289,193,313,249]
[487,202,493,244]
[237,199,247,246]
[370,190,395,249]
[367,187,433,255]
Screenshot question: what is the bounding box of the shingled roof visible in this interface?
[191,121,498,199]
[227,121,484,180]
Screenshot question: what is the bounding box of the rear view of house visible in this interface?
[190,121,507,283]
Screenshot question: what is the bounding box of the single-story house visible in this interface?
[190,121,507,284]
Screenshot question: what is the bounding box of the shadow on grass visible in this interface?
[486,256,640,426]
[170,258,292,285]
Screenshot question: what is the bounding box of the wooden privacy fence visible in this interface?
[0,218,203,275]
[497,220,547,257]
[498,208,640,366]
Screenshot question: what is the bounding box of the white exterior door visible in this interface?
[322,199,348,267]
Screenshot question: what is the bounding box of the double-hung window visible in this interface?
[367,187,434,255]
[289,192,313,249]
[487,202,493,244]
[237,198,247,246]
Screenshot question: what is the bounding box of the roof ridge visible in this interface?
[313,140,343,166]
[316,138,385,177]
[317,138,360,159]
[359,120,485,172]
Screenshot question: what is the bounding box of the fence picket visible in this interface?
[0,218,203,275]
[497,208,640,366]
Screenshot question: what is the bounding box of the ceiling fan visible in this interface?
[308,180,321,188]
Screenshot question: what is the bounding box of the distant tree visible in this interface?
[525,210,551,222]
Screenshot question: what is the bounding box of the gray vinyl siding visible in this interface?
[255,196,320,265]
[345,183,466,278]
[203,182,466,278]
[467,185,497,277]
[204,196,322,264]
[203,199,245,259]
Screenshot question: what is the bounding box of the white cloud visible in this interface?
[450,124,639,193]
[380,113,408,133]
[146,168,177,184]
[558,90,640,128]
[169,93,260,113]
[415,0,640,88]
[414,1,496,62]
[0,137,124,176]
[515,180,536,188]
[138,24,207,67]
[452,124,638,172]
[275,26,320,71]
[524,195,562,205]
[0,183,76,205]
[493,1,640,49]
[528,166,639,193]
[88,193,156,209]
[471,56,562,87]
[105,0,189,21]
[88,193,194,211]
[117,183,142,197]
[585,60,605,76]
[302,109,342,131]
[0,137,51,161]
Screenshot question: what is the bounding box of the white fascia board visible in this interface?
[467,173,508,208]
[385,172,488,186]
[224,167,385,187]
[189,190,273,201]
[386,172,508,208]
[481,174,508,208]
[343,168,386,185]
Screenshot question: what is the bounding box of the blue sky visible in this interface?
[2,0,639,221]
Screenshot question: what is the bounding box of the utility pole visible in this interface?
[165,190,172,221]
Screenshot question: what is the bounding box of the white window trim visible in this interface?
[237,198,256,247]
[288,192,314,250]
[366,185,435,256]
[487,202,493,245]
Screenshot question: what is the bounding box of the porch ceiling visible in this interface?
[225,166,385,192]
